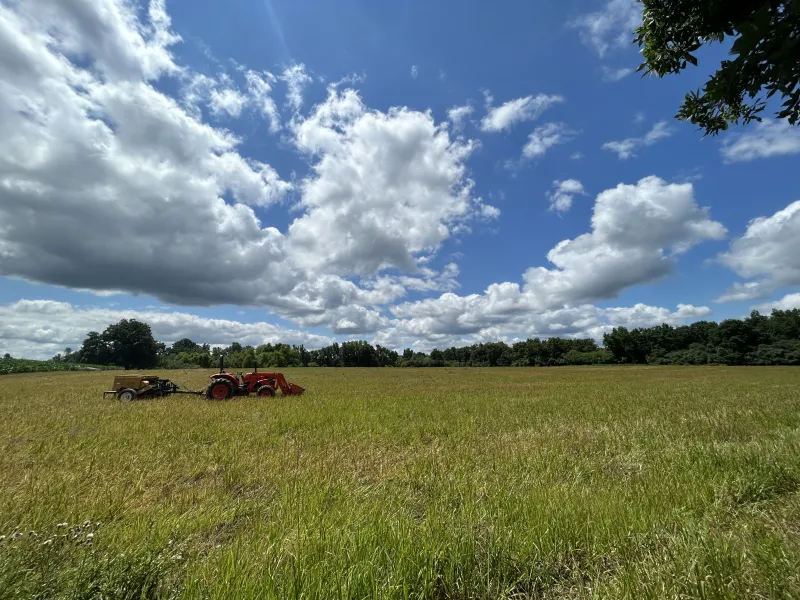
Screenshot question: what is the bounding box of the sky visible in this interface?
[1,0,799,359]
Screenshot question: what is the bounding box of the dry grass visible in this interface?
[1,366,799,599]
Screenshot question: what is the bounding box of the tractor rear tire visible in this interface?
[117,388,137,402]
[257,385,275,397]
[206,379,233,400]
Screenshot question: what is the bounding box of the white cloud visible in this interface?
[521,176,725,307]
[447,104,473,131]
[602,121,672,159]
[181,71,262,122]
[571,152,584,160]
[280,63,312,113]
[523,123,576,159]
[753,293,800,314]
[601,66,634,82]
[410,65,419,79]
[0,0,499,336]
[0,300,334,360]
[8,0,182,82]
[245,70,281,132]
[209,87,247,118]
[376,176,724,349]
[376,301,711,353]
[481,94,564,132]
[721,119,800,163]
[288,87,497,278]
[547,179,586,213]
[716,200,800,302]
[569,0,641,57]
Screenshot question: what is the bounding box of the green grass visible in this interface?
[1,366,799,599]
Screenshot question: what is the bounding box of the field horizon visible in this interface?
[2,366,799,599]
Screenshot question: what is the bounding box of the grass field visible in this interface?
[1,366,799,599]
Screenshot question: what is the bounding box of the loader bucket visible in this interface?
[287,383,305,396]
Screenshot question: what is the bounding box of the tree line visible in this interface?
[45,309,800,369]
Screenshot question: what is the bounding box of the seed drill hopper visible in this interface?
[103,374,204,401]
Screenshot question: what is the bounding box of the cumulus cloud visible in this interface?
[288,87,497,278]
[410,65,419,79]
[514,175,724,308]
[547,179,586,213]
[0,0,498,335]
[0,300,334,360]
[522,123,576,159]
[753,293,800,314]
[7,0,182,82]
[480,94,564,132]
[715,200,800,302]
[602,121,672,159]
[721,119,800,163]
[569,0,641,57]
[376,301,711,353]
[183,70,278,126]
[375,176,724,350]
[209,87,247,118]
[447,104,473,131]
[1,296,715,359]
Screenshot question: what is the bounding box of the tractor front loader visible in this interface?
[205,356,305,400]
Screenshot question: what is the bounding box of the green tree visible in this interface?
[241,347,258,369]
[79,331,112,365]
[635,0,800,135]
[103,319,160,370]
[169,338,200,354]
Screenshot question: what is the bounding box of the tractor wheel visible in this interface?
[257,385,275,397]
[117,388,137,402]
[206,379,233,400]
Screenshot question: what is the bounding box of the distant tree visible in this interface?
[102,319,160,370]
[298,344,310,367]
[2,353,11,360]
[635,0,800,135]
[375,344,400,367]
[169,338,200,354]
[603,327,651,364]
[768,308,800,340]
[241,347,257,369]
[79,331,112,365]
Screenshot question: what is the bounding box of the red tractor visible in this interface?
[205,356,305,400]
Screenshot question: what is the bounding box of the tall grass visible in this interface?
[1,366,799,598]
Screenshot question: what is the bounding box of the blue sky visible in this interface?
[1,0,799,358]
